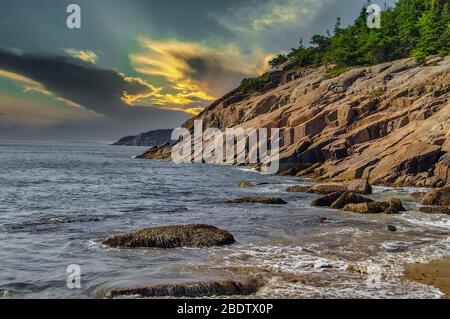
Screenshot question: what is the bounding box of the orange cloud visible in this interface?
[127,36,273,113]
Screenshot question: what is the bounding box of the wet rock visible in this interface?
[387,225,397,232]
[419,206,450,214]
[102,224,235,249]
[343,202,389,214]
[387,198,406,212]
[227,196,287,205]
[107,279,260,298]
[286,185,311,193]
[343,198,405,214]
[346,179,372,195]
[307,183,348,195]
[237,181,257,187]
[310,191,345,207]
[318,216,329,223]
[330,191,373,209]
[422,185,450,206]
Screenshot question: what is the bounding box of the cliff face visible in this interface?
[113,129,172,146]
[140,56,450,187]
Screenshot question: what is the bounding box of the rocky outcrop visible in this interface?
[102,224,235,248]
[139,56,450,188]
[227,197,287,205]
[107,279,260,298]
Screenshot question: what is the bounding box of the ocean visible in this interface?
[0,141,448,299]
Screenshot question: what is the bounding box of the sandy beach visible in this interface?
[404,257,450,299]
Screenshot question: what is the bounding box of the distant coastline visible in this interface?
[112,129,172,146]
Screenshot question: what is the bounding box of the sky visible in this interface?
[0,0,396,142]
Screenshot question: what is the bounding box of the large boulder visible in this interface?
[107,279,260,298]
[330,192,373,209]
[102,224,235,249]
[422,185,450,206]
[227,196,287,204]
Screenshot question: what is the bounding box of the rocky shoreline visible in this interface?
[101,178,449,298]
[110,56,450,298]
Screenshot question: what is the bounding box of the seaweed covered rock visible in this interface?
[102,224,235,249]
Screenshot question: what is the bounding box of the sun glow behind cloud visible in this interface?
[124,36,274,114]
[65,49,99,64]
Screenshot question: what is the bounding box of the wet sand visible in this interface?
[404,257,450,299]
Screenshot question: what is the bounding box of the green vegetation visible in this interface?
[324,66,357,79]
[239,73,273,94]
[245,0,449,88]
[370,87,386,98]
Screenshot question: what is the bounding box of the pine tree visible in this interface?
[413,0,450,59]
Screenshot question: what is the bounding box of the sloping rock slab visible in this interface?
[107,279,260,298]
[102,224,235,248]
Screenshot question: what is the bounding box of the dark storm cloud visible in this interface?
[0,48,153,119]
